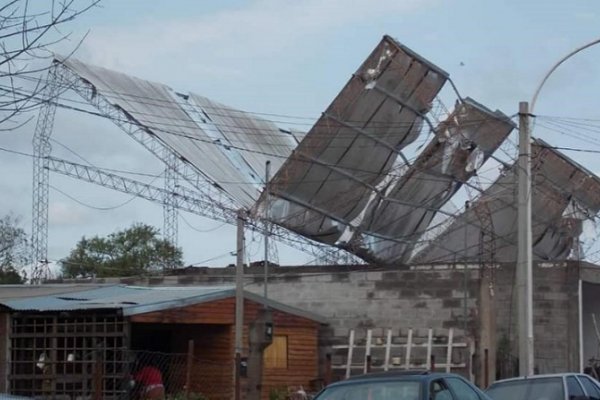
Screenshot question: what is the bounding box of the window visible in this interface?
[318,380,420,400]
[486,377,564,400]
[430,380,453,400]
[264,335,288,368]
[445,377,481,400]
[567,376,585,399]
[577,376,600,399]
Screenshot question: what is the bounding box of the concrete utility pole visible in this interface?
[517,36,600,377]
[235,209,246,400]
[263,160,271,300]
[517,101,534,376]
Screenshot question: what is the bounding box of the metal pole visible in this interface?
[235,209,245,400]
[185,339,194,399]
[463,201,469,335]
[263,160,271,300]
[517,101,534,376]
[531,37,600,112]
[524,36,600,377]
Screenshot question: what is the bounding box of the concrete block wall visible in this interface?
[493,262,580,373]
[88,260,586,375]
[116,265,481,340]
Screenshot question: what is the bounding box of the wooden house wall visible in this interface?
[130,297,322,400]
[260,325,318,400]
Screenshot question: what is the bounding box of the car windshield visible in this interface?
[316,380,421,400]
[486,377,564,400]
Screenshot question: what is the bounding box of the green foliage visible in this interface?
[269,387,289,400]
[496,333,518,379]
[0,214,27,283]
[61,223,183,278]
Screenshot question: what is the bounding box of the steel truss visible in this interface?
[31,62,359,271]
[31,65,61,282]
[46,157,356,263]
[163,151,179,251]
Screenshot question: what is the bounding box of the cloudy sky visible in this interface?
[1,0,599,269]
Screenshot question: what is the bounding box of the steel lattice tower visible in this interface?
[31,65,60,282]
[163,152,179,253]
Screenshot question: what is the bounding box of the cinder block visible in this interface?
[366,271,383,281]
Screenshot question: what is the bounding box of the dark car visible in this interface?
[314,371,493,400]
[486,373,600,400]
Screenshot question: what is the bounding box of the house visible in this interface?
[0,284,327,399]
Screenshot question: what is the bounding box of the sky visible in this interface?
[1,0,600,272]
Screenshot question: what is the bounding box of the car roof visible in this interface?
[327,370,469,388]
[346,370,431,381]
[489,373,584,386]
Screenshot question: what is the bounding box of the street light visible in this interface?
[517,37,600,377]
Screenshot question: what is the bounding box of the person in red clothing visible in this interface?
[133,364,165,400]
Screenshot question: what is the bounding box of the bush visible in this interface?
[269,387,288,400]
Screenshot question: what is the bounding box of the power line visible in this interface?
[49,184,141,211]
[179,213,228,233]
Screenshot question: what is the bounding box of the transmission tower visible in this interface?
[31,65,60,282]
[163,152,179,250]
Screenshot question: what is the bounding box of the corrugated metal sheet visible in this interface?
[351,98,515,263]
[262,35,449,248]
[0,285,233,314]
[0,284,109,300]
[57,57,296,209]
[0,285,327,322]
[415,139,600,263]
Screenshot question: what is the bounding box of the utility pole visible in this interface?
[235,209,246,400]
[519,36,600,378]
[517,101,534,376]
[263,160,271,299]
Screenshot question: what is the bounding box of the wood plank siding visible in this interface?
[130,297,322,400]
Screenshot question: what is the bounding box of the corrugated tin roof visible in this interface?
[0,285,327,323]
[0,284,110,300]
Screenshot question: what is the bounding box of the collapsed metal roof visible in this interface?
[414,139,600,263]
[57,56,297,209]
[52,35,600,266]
[256,36,515,264]
[0,285,327,322]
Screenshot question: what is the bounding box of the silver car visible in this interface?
[486,373,600,400]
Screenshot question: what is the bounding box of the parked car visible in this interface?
[486,373,600,400]
[314,370,493,400]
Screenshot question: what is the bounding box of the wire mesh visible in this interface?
[127,350,231,400]
[6,346,232,400]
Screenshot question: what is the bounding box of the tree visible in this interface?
[0,0,99,130]
[61,223,183,278]
[0,214,28,283]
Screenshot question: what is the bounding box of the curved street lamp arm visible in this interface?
[530,37,600,113]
